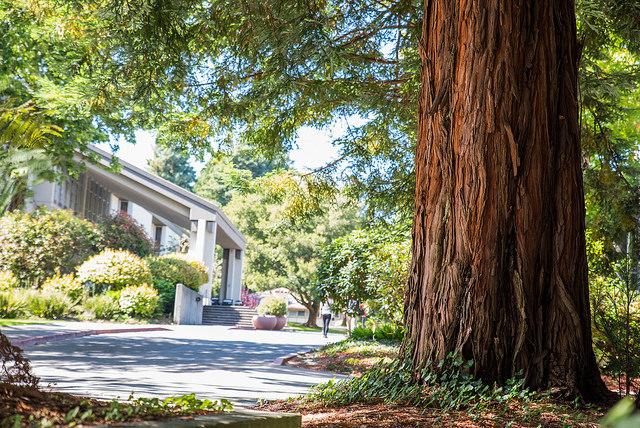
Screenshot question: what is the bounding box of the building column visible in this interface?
[230,249,243,303]
[187,218,217,305]
[219,248,243,304]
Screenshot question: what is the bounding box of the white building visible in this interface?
[26,145,246,306]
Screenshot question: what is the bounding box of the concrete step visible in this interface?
[202,305,256,327]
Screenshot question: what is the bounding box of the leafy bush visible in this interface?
[166,253,209,284]
[42,273,84,301]
[257,296,287,316]
[77,249,152,291]
[82,294,121,320]
[146,256,203,291]
[318,227,410,324]
[0,270,18,291]
[23,289,75,319]
[153,279,175,315]
[0,290,27,318]
[98,212,154,257]
[351,324,405,342]
[588,234,640,395]
[189,260,209,284]
[118,284,159,319]
[0,209,101,286]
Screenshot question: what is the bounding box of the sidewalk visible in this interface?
[1,320,171,342]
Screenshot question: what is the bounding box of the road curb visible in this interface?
[12,327,170,347]
[272,348,315,366]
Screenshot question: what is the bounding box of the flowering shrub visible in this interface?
[42,273,84,301]
[146,256,203,291]
[257,296,287,316]
[0,209,101,286]
[241,288,260,309]
[77,249,152,290]
[118,284,159,319]
[98,212,154,257]
[0,270,18,291]
[82,294,121,320]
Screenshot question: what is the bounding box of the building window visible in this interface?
[84,179,110,222]
[53,175,82,212]
[297,310,306,317]
[119,199,129,213]
[235,250,242,260]
[154,225,163,247]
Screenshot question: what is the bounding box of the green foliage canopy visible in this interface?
[148,145,197,191]
[317,226,410,324]
[223,170,358,313]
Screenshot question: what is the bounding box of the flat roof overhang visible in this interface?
[82,145,246,250]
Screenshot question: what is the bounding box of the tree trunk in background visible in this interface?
[404,0,609,400]
[304,301,320,328]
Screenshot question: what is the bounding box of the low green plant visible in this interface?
[42,273,84,301]
[100,393,232,422]
[146,256,204,291]
[2,393,232,427]
[351,324,404,342]
[601,397,640,427]
[118,284,159,319]
[257,296,287,316]
[154,278,176,314]
[0,290,28,318]
[82,294,121,320]
[24,289,75,319]
[308,354,534,412]
[77,249,152,291]
[0,270,18,291]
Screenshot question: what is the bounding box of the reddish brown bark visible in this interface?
[404,0,609,400]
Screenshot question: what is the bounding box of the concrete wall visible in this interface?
[130,202,154,237]
[173,284,203,325]
[28,181,55,210]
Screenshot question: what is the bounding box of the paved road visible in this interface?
[2,322,346,405]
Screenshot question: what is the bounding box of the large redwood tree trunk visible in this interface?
[404,0,609,400]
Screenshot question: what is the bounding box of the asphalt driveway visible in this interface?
[2,322,345,405]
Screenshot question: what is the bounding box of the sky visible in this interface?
[98,126,342,174]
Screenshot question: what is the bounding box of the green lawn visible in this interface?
[287,321,346,335]
[0,319,51,327]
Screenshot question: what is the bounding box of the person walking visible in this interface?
[320,300,332,338]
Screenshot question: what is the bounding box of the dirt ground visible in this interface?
[258,399,604,427]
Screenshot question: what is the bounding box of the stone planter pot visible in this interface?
[274,316,287,330]
[252,315,277,330]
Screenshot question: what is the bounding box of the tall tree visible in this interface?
[403,0,608,399]
[148,145,196,191]
[47,0,640,398]
[194,142,288,205]
[224,172,358,327]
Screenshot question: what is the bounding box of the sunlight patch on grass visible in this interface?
[0,319,51,327]
[287,321,346,335]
